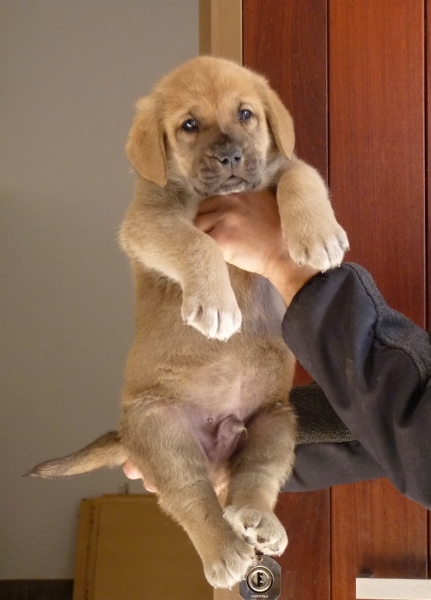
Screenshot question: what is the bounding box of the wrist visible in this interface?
[263,255,319,305]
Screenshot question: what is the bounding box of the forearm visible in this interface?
[264,258,318,306]
[283,440,385,492]
[281,263,431,507]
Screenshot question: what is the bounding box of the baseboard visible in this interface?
[0,580,73,600]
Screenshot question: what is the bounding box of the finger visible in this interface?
[196,195,226,215]
[197,193,242,216]
[194,210,223,233]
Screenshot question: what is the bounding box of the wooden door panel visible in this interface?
[331,480,428,600]
[244,2,331,598]
[427,0,431,330]
[426,0,431,568]
[243,0,328,387]
[329,1,428,599]
[243,0,328,177]
[329,0,426,326]
[275,491,331,600]
[244,1,428,599]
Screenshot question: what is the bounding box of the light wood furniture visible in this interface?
[73,494,212,600]
[356,577,431,599]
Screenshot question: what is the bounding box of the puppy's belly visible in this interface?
[179,403,248,492]
[200,415,244,462]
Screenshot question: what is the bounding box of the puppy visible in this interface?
[28,56,348,588]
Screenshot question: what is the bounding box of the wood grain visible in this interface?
[73,499,93,600]
[243,0,328,177]
[199,0,243,63]
[244,0,328,387]
[427,0,431,571]
[74,495,212,600]
[244,3,428,600]
[329,0,426,326]
[427,0,431,333]
[275,491,331,600]
[329,2,428,599]
[332,480,428,600]
[244,2,331,598]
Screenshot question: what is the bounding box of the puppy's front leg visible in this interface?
[224,403,296,557]
[121,402,254,588]
[120,195,241,340]
[277,157,349,271]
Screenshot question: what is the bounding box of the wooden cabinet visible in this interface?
[73,495,212,600]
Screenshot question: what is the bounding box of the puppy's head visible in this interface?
[126,56,295,196]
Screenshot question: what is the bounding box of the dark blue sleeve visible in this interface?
[281,263,431,508]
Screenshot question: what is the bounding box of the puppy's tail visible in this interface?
[25,431,128,478]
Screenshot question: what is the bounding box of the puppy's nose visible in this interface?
[214,145,243,168]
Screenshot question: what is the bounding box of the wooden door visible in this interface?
[328,3,427,598]
[244,5,332,598]
[243,0,429,599]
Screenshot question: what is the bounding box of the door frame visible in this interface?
[199,0,243,63]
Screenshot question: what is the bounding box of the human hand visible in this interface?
[195,190,318,305]
[195,190,287,278]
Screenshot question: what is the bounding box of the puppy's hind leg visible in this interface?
[121,402,255,589]
[224,403,296,557]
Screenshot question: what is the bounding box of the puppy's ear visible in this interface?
[263,87,295,160]
[126,96,167,187]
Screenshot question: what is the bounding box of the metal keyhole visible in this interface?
[247,566,273,592]
[239,555,281,600]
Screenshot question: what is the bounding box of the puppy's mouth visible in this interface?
[217,175,251,193]
[193,176,259,197]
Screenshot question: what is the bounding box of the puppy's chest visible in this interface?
[228,267,286,334]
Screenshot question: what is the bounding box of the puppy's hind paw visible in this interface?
[224,505,288,557]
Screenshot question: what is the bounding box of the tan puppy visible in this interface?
[29,56,348,588]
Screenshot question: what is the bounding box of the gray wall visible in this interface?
[0,0,198,579]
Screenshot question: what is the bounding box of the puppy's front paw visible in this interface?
[203,535,255,589]
[224,505,288,556]
[288,219,349,271]
[181,287,242,340]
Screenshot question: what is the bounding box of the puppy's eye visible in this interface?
[238,108,253,121]
[181,118,199,132]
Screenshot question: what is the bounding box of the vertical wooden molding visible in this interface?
[427,0,431,332]
[427,0,431,574]
[199,0,243,64]
[73,499,93,600]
